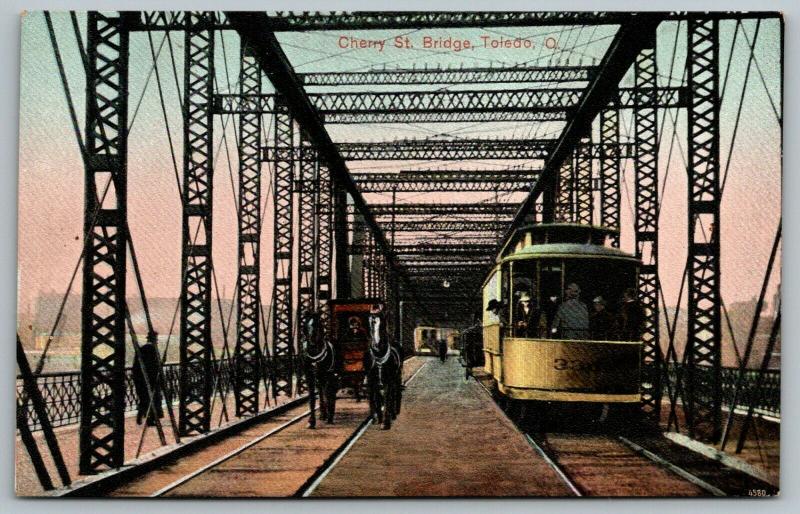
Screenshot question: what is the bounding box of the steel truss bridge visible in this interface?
[16,10,781,492]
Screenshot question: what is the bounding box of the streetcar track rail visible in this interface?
[152,410,313,497]
[296,359,430,497]
[522,433,583,496]
[617,435,727,497]
[469,367,736,497]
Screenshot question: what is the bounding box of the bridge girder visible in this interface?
[354,171,540,193]
[359,203,518,216]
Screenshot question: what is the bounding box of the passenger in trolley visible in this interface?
[551,282,589,340]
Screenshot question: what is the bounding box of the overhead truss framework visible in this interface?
[214,87,685,115]
[63,9,776,476]
[362,203,519,216]
[331,139,553,161]
[126,11,779,32]
[297,65,597,86]
[354,170,540,193]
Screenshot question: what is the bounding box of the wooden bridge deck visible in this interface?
[309,357,573,497]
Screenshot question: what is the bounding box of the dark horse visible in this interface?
[301,311,338,429]
[364,308,403,429]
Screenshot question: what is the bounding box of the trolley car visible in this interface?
[481,223,642,405]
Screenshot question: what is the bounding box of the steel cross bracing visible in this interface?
[225,12,419,307]
[555,154,574,222]
[265,140,636,161]
[634,38,662,421]
[574,138,593,224]
[127,11,780,32]
[685,19,722,442]
[233,42,262,417]
[271,97,295,399]
[353,170,540,193]
[364,244,498,256]
[503,14,662,232]
[297,65,597,86]
[600,107,621,246]
[316,160,334,351]
[372,220,509,232]
[178,13,215,438]
[296,138,318,395]
[214,87,686,124]
[360,203,518,216]
[79,12,129,474]
[338,139,552,161]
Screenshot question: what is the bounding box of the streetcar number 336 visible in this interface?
[553,358,599,372]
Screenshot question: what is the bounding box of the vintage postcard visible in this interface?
[16,10,781,498]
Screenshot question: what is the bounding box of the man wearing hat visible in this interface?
[590,296,615,340]
[514,290,541,338]
[485,298,505,327]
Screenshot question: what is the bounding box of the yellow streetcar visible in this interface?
[482,223,643,405]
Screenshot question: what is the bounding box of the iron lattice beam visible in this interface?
[233,42,262,417]
[178,12,216,437]
[79,12,129,474]
[575,138,593,224]
[376,220,508,232]
[271,98,295,399]
[685,19,722,442]
[214,87,686,120]
[224,12,405,286]
[361,203,518,216]
[354,171,540,193]
[127,11,780,32]
[264,11,631,31]
[322,111,569,124]
[634,39,662,422]
[600,107,621,246]
[296,139,317,395]
[503,14,661,234]
[298,65,596,86]
[330,139,552,161]
[366,244,497,256]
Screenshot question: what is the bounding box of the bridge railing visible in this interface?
[16,355,302,432]
[665,364,780,419]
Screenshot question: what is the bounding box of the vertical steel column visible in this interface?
[555,154,574,222]
[333,189,350,298]
[317,160,334,329]
[271,96,295,398]
[233,42,261,417]
[686,18,722,441]
[634,37,662,421]
[600,107,621,246]
[575,137,593,225]
[297,137,318,316]
[296,136,317,395]
[179,12,215,436]
[79,12,129,473]
[350,212,365,297]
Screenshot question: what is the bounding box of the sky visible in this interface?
[17,13,782,345]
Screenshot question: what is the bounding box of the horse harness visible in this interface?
[307,340,336,374]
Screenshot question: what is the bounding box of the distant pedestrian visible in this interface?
[133,333,163,426]
[438,339,448,363]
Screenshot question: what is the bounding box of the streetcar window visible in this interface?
[510,261,537,337]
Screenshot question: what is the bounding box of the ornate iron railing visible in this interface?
[16,355,304,432]
[665,364,780,419]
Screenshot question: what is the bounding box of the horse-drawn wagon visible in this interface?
[328,298,384,399]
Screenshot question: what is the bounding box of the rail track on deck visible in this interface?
[473,371,775,497]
